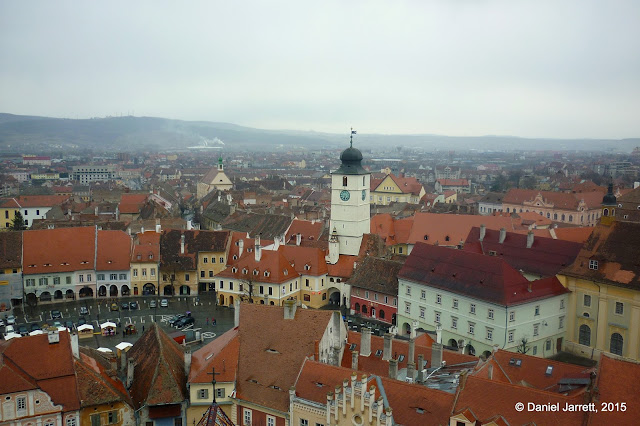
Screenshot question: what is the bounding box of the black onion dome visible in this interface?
[334,145,368,175]
[602,183,616,205]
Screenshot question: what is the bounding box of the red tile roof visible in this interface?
[400,243,569,306]
[23,227,96,274]
[217,248,299,284]
[279,245,328,276]
[285,219,324,243]
[75,351,133,407]
[235,304,335,413]
[504,189,602,210]
[118,193,149,214]
[190,327,239,384]
[96,230,131,271]
[405,213,517,246]
[437,178,469,187]
[589,355,640,425]
[12,195,70,208]
[131,231,160,263]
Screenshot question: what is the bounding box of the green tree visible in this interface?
[11,211,26,230]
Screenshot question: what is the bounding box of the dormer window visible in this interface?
[253,269,259,276]
[424,235,429,240]
[149,254,153,259]
[304,264,311,271]
[264,271,270,277]
[589,260,598,270]
[242,268,248,274]
[232,267,238,273]
[283,269,288,276]
[233,255,238,260]
[137,254,142,260]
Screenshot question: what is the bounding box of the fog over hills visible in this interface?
[0,113,637,153]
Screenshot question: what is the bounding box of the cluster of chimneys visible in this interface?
[351,328,444,383]
[478,224,534,248]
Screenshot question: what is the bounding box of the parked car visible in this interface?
[110,303,119,311]
[77,317,87,326]
[51,310,62,320]
[6,315,16,325]
[176,316,195,328]
[160,299,168,307]
[53,321,63,328]
[0,319,4,327]
[5,325,15,334]
[168,314,186,327]
[30,323,41,332]
[79,306,89,315]
[129,301,138,310]
[18,325,29,336]
[149,300,157,308]
[65,320,74,330]
[121,302,130,310]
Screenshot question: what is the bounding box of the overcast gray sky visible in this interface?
[1,1,639,139]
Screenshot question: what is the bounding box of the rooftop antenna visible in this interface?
[350,127,357,148]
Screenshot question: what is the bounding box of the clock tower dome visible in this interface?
[329,131,370,259]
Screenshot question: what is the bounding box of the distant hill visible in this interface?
[0,113,637,153]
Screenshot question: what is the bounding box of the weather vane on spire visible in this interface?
[350,127,357,148]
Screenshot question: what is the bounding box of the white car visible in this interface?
[0,319,4,327]
[160,299,168,307]
[6,315,16,325]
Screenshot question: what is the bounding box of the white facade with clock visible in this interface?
[329,140,370,259]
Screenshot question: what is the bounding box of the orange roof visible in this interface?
[552,226,594,243]
[190,327,239,384]
[285,219,324,243]
[279,245,328,276]
[131,231,160,263]
[406,213,516,246]
[371,174,424,195]
[23,227,96,274]
[12,195,70,208]
[504,189,602,210]
[326,254,357,278]
[518,211,553,226]
[118,193,148,214]
[96,230,131,271]
[437,178,469,186]
[227,232,274,265]
[217,248,299,284]
[589,355,640,425]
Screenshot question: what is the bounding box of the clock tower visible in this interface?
[329,132,370,259]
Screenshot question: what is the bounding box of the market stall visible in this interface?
[100,321,117,336]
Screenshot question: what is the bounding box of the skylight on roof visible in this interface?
[398,355,405,362]
[205,353,214,361]
[349,343,356,351]
[545,365,553,376]
[375,349,383,357]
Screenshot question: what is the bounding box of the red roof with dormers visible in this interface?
[400,242,569,306]
[226,231,274,266]
[217,248,299,284]
[96,230,131,271]
[131,231,160,264]
[279,245,328,276]
[23,227,96,275]
[504,189,603,210]
[285,219,324,243]
[12,195,70,208]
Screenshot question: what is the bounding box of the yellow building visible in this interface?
[130,230,160,296]
[197,247,229,294]
[370,174,425,206]
[0,198,19,229]
[558,217,640,361]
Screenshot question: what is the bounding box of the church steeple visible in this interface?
[218,156,224,172]
[600,182,617,226]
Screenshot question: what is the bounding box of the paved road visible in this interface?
[2,294,235,352]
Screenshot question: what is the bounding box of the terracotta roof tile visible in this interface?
[97,230,131,271]
[348,257,403,295]
[23,227,96,274]
[406,213,517,246]
[0,231,22,269]
[190,327,239,384]
[589,355,640,424]
[285,219,324,243]
[12,195,70,207]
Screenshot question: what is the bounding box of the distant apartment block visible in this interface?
[22,155,51,166]
[72,165,117,184]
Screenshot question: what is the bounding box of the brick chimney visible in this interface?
[499,227,506,244]
[408,337,415,365]
[238,239,244,257]
[185,348,192,375]
[70,332,79,358]
[284,299,297,319]
[126,359,135,389]
[527,231,534,248]
[389,359,398,379]
[382,333,392,361]
[351,350,359,370]
[479,224,486,241]
[431,343,443,368]
[296,233,302,246]
[180,233,185,254]
[255,235,262,262]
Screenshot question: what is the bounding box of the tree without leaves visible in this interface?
[516,337,530,354]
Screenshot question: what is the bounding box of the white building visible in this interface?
[396,242,569,358]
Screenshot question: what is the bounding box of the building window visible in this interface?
[185,273,190,281]
[16,396,26,411]
[198,389,209,399]
[26,278,35,286]
[488,308,494,320]
[119,273,126,280]
[110,273,117,280]
[421,290,426,300]
[546,340,552,351]
[406,286,411,296]
[559,316,564,329]
[589,260,598,270]
[468,323,475,335]
[419,307,425,319]
[243,408,252,425]
[66,417,77,426]
[486,328,493,341]
[470,304,476,315]
[452,299,458,309]
[610,333,623,356]
[97,274,105,281]
[374,293,378,301]
[508,330,514,343]
[615,302,624,315]
[201,271,205,278]
[533,346,538,355]
[133,269,138,277]
[66,276,71,284]
[436,294,442,304]
[405,302,411,314]
[39,277,48,286]
[266,416,276,426]
[108,411,118,424]
[560,299,565,310]
[435,311,441,323]
[534,305,540,316]
[584,294,591,307]
[203,257,208,263]
[579,324,591,346]
[451,317,457,329]
[509,311,515,322]
[533,323,539,336]
[216,388,225,398]
[87,274,92,281]
[393,298,397,306]
[301,420,309,426]
[365,290,369,299]
[79,275,84,283]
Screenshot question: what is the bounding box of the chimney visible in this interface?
[234,299,241,327]
[94,206,98,216]
[180,234,185,254]
[255,236,262,261]
[382,333,393,361]
[283,299,297,319]
[526,231,534,248]
[492,344,500,354]
[70,332,79,358]
[237,239,244,258]
[499,227,506,244]
[350,373,357,409]
[185,348,192,374]
[360,327,372,357]
[436,323,442,344]
[479,224,486,241]
[109,354,117,373]
[126,359,135,389]
[407,362,416,382]
[187,220,193,231]
[296,233,302,246]
[273,235,281,251]
[351,350,359,370]
[115,205,119,221]
[155,223,161,233]
[141,226,144,234]
[389,359,398,379]
[431,343,443,368]
[488,364,494,380]
[120,348,128,372]
[417,354,425,382]
[408,337,415,365]
[47,330,60,344]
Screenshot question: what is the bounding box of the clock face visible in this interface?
[362,189,366,201]
[340,190,350,201]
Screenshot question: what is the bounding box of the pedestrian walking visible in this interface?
[206,317,209,326]
[142,325,145,332]
[213,317,216,326]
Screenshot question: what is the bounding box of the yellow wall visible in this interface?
[187,382,234,425]
[160,269,198,295]
[131,262,158,294]
[80,402,133,426]
[1,207,17,229]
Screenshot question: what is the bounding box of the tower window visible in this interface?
[343,176,348,186]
